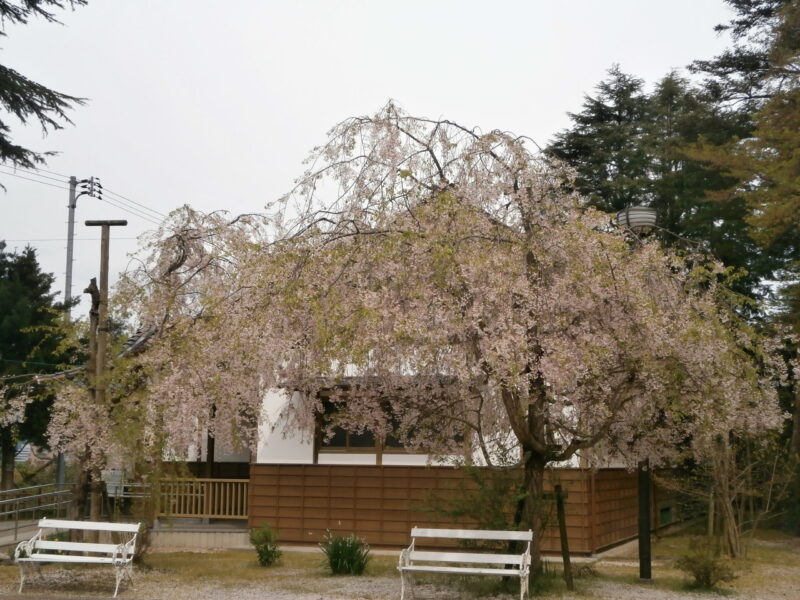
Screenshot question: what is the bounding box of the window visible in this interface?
[316,398,420,458]
[318,399,377,452]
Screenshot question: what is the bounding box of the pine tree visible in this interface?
[691,0,798,109]
[688,0,798,327]
[0,241,69,489]
[548,66,650,210]
[0,0,86,168]
[548,68,769,298]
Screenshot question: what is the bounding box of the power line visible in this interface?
[2,166,167,222]
[18,164,71,179]
[0,167,162,226]
[98,196,161,226]
[103,186,167,219]
[0,165,69,184]
[0,169,70,191]
[99,196,161,225]
[3,238,140,242]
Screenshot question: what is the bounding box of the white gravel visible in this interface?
[7,538,799,600]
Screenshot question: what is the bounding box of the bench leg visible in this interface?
[520,573,529,600]
[112,562,135,597]
[17,562,42,594]
[125,562,135,591]
[17,563,25,594]
[114,565,125,598]
[400,570,415,600]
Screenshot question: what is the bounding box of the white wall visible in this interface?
[256,389,433,466]
[256,389,315,463]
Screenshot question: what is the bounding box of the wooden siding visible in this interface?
[248,464,658,554]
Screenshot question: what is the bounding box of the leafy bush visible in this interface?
[674,537,735,589]
[249,522,282,566]
[320,531,370,575]
[421,466,548,553]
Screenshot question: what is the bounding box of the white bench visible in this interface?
[398,527,533,600]
[14,518,140,597]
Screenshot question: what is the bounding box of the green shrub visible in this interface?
[674,537,735,589]
[249,522,282,566]
[320,531,371,575]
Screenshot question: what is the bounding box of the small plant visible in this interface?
[249,522,282,566]
[320,531,370,575]
[674,537,735,589]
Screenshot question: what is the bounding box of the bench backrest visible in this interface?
[37,518,140,534]
[32,540,124,554]
[409,550,526,565]
[410,528,533,542]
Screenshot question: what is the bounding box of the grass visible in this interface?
[602,527,800,596]
[0,530,796,599]
[143,548,399,581]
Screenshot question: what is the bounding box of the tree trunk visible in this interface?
[520,452,547,576]
[0,431,16,490]
[87,469,105,542]
[204,431,215,478]
[792,384,800,535]
[792,384,800,464]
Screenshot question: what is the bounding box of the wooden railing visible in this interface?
[158,478,248,520]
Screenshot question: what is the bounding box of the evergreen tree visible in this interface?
[691,0,798,109]
[548,66,650,210]
[548,68,769,298]
[0,0,86,168]
[0,241,69,488]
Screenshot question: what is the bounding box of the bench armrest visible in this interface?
[398,540,414,569]
[14,530,41,560]
[113,534,137,564]
[14,540,33,560]
[520,538,532,578]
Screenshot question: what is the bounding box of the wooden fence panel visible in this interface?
[248,465,603,553]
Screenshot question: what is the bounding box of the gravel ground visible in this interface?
[3,568,797,600]
[1,538,798,600]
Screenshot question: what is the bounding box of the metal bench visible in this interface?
[398,527,533,600]
[14,517,140,597]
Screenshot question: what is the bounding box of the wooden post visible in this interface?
[85,220,127,531]
[638,460,652,580]
[708,491,715,537]
[555,484,574,591]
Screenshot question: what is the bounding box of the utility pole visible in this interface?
[84,219,127,525]
[56,176,101,487]
[638,458,652,580]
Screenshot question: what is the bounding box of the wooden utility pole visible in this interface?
[84,220,127,527]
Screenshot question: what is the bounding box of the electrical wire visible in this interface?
[98,196,162,226]
[102,186,168,219]
[2,238,140,242]
[0,166,163,226]
[15,164,71,179]
[2,165,167,223]
[96,191,165,225]
[0,165,70,184]
[0,169,70,191]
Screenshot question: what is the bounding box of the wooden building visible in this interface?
[240,390,678,555]
[246,463,674,555]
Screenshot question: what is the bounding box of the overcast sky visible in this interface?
[1,0,734,320]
